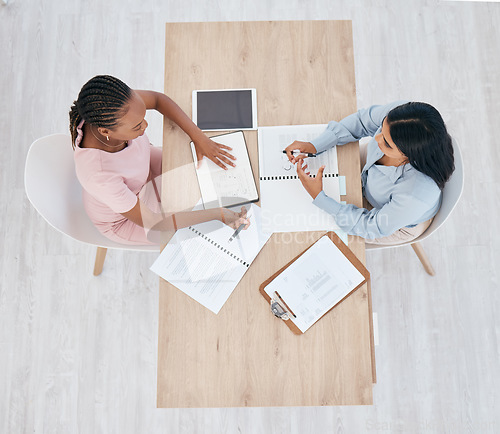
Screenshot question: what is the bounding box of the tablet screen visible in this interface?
[194,89,256,130]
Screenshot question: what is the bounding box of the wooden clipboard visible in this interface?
[259,231,370,334]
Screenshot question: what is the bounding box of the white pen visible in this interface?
[282,150,317,157]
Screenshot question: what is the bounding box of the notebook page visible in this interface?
[187,204,270,265]
[259,178,340,232]
[190,131,258,208]
[150,228,244,314]
[150,204,271,314]
[258,124,338,178]
[258,125,342,233]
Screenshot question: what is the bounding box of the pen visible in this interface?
[282,150,317,157]
[228,212,251,242]
[275,291,297,318]
[228,223,245,242]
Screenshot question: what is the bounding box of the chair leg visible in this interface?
[411,242,435,276]
[93,247,107,276]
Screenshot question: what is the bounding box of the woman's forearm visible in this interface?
[122,199,221,232]
[153,208,221,232]
[153,92,205,141]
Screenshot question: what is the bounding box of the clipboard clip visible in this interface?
[270,297,290,321]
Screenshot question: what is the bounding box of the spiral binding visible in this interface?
[188,226,250,268]
[259,173,338,181]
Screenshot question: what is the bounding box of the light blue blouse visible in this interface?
[310,101,442,239]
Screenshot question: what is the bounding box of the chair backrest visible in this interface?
[365,137,464,250]
[24,134,158,251]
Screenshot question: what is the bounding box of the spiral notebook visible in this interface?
[258,124,345,233]
[150,204,271,314]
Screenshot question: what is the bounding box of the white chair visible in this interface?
[365,138,464,276]
[24,134,159,275]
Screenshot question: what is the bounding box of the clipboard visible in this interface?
[259,231,370,334]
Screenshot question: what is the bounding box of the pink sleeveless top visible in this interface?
[73,121,151,235]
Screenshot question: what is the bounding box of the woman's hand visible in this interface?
[296,160,325,200]
[220,206,251,230]
[284,140,318,164]
[193,135,236,170]
[135,90,236,170]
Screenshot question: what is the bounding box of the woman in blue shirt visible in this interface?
[284,101,455,244]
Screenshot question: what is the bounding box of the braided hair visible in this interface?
[386,102,455,190]
[69,75,132,149]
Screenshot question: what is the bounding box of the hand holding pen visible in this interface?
[283,140,318,164]
[228,208,252,242]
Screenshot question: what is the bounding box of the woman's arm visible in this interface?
[121,198,249,233]
[296,159,437,239]
[136,89,236,170]
[284,101,408,164]
[311,190,432,239]
[310,101,409,154]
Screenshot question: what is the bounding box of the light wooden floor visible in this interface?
[1,0,499,433]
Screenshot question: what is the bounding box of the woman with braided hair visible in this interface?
[70,75,249,245]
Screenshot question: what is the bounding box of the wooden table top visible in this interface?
[158,20,374,407]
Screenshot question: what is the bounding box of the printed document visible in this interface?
[263,236,365,332]
[150,204,271,314]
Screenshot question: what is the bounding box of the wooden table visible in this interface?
[158,20,375,407]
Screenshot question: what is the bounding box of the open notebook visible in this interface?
[258,124,345,233]
[190,131,259,209]
[150,204,271,314]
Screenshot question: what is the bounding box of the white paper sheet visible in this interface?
[150,204,271,314]
[263,236,365,333]
[258,125,342,233]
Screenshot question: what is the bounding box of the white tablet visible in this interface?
[192,88,257,131]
